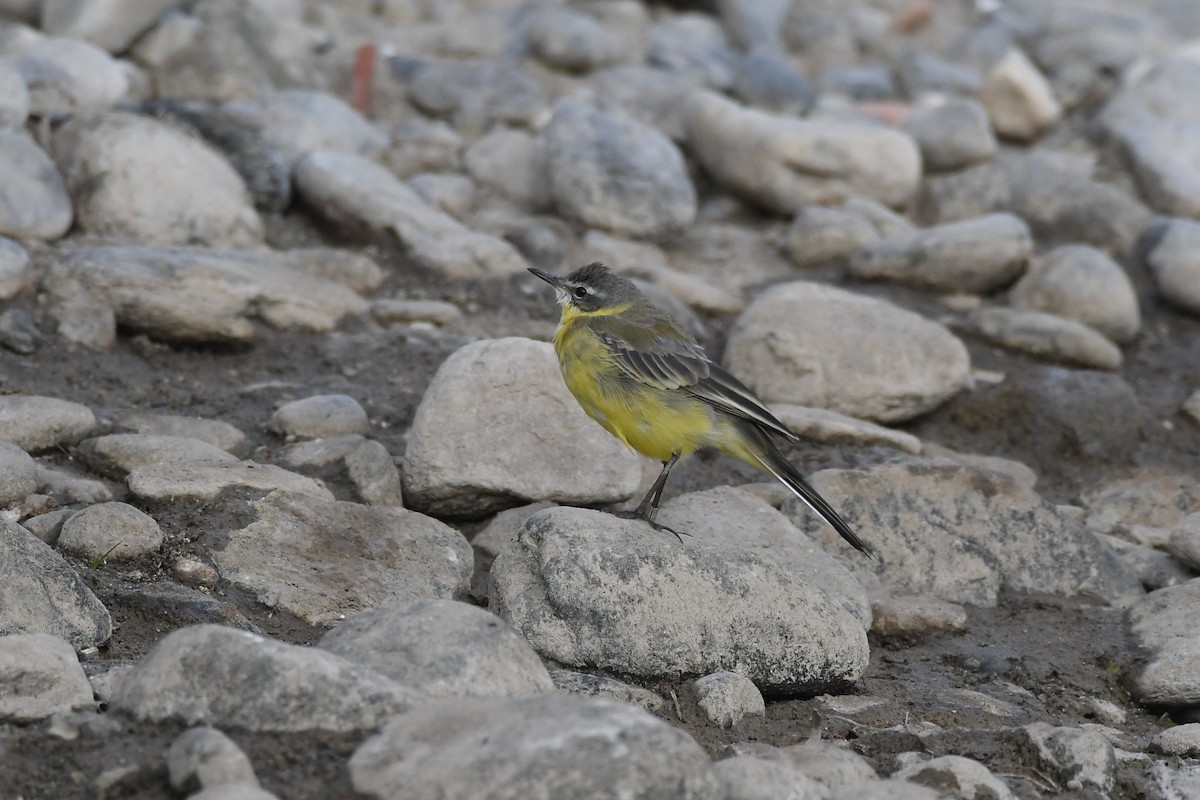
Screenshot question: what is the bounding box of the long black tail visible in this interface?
[748,437,875,558]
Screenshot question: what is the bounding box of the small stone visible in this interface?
[1009,245,1140,343]
[548,669,664,713]
[168,726,259,792]
[20,508,76,546]
[51,111,262,248]
[402,338,641,517]
[772,405,922,454]
[293,149,528,280]
[724,282,969,424]
[249,88,386,167]
[277,248,384,295]
[172,558,220,587]
[968,307,1123,371]
[1096,534,1193,591]
[524,7,624,74]
[345,439,403,507]
[980,48,1062,141]
[371,299,462,327]
[730,52,814,115]
[684,90,921,214]
[15,36,128,115]
[1168,514,1200,572]
[0,395,95,453]
[1025,723,1115,793]
[648,13,737,89]
[57,502,164,562]
[784,206,879,268]
[1082,469,1200,530]
[870,594,968,638]
[1142,218,1200,316]
[542,99,696,238]
[463,126,550,211]
[0,236,30,299]
[406,60,546,134]
[269,394,368,441]
[900,97,997,172]
[78,434,237,479]
[0,520,112,648]
[1152,724,1200,757]
[693,672,766,728]
[894,51,983,97]
[0,633,94,722]
[407,172,475,219]
[319,599,553,699]
[0,440,37,506]
[109,411,246,455]
[848,213,1031,294]
[281,435,365,469]
[41,0,179,54]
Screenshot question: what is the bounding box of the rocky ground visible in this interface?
[2,0,1200,798]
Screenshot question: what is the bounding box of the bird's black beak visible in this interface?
[528,267,565,289]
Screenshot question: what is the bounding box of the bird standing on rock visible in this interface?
[529,262,874,557]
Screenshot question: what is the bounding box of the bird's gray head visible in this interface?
[528,262,641,313]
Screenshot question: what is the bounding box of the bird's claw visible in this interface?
[611,509,690,543]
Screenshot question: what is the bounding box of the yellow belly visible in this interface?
[554,321,713,462]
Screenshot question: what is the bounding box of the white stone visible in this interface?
[0,395,95,452]
[693,671,766,728]
[269,394,368,441]
[1009,245,1141,343]
[969,308,1123,371]
[403,338,642,517]
[57,501,163,562]
[980,48,1062,141]
[724,282,970,423]
[0,633,93,722]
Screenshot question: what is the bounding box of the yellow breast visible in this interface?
[553,313,713,462]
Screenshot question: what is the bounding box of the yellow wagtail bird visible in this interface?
[529,262,873,557]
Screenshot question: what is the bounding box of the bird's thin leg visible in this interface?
[642,453,680,521]
[616,453,687,541]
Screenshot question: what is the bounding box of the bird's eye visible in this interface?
[573,286,589,298]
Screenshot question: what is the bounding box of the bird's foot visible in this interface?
[610,509,690,543]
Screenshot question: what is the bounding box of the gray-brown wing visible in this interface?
[597,331,798,441]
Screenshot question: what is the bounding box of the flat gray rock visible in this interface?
[0,520,112,648]
[0,633,94,722]
[112,624,423,732]
[525,7,624,74]
[1152,724,1200,757]
[1082,468,1200,529]
[403,338,641,517]
[658,486,871,628]
[127,460,333,503]
[0,395,95,452]
[58,502,164,562]
[42,0,178,53]
[350,693,722,800]
[78,434,238,479]
[967,307,1123,370]
[892,755,1014,800]
[43,244,366,346]
[490,507,869,694]
[684,90,920,214]
[345,439,404,506]
[723,282,969,423]
[293,149,527,279]
[1009,244,1141,342]
[319,598,553,699]
[543,99,695,238]
[847,214,1032,294]
[771,405,922,454]
[211,491,471,626]
[250,88,387,167]
[1168,514,1200,572]
[108,412,247,455]
[792,461,1143,607]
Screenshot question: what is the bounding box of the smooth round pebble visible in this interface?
[57,502,164,562]
[269,394,368,441]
